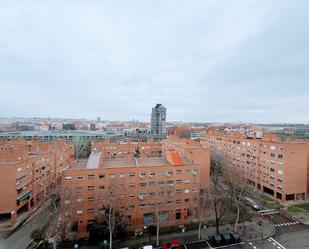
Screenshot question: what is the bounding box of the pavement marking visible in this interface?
[249,242,252,245]
[259,209,274,213]
[274,221,300,227]
[253,246,257,249]
[270,237,287,249]
[268,238,272,242]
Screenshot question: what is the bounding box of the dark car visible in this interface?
[211,235,222,246]
[221,233,232,245]
[230,232,241,243]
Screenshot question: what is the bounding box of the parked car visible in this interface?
[221,233,232,245]
[230,232,241,243]
[139,246,153,249]
[163,240,182,249]
[211,235,222,247]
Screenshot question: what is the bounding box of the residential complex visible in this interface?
[0,138,74,225]
[201,129,309,202]
[61,136,210,237]
[151,104,167,137]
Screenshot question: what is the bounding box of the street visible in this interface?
[0,206,50,249]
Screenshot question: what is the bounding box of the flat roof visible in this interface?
[86,152,102,169]
[102,157,171,168]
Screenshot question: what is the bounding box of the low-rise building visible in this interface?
[61,137,210,237]
[201,129,309,202]
[0,138,74,225]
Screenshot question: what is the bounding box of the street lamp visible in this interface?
[203,225,207,240]
[143,225,147,244]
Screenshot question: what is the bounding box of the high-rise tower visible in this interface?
[151,104,166,137]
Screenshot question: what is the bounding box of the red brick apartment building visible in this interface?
[0,138,74,225]
[201,129,309,202]
[61,137,210,237]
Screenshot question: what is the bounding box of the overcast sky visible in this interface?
[0,0,308,123]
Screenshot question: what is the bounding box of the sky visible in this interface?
[0,0,308,123]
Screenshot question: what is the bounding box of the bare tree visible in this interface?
[209,156,228,235]
[212,152,252,232]
[96,177,129,249]
[196,189,208,239]
[97,205,129,249]
[223,166,251,232]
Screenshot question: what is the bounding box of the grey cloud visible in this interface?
[0,0,308,123]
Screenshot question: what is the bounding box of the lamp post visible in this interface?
[203,225,207,240]
[144,225,147,244]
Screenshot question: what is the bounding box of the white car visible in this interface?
[140,246,154,249]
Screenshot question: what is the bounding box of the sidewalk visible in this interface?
[0,199,51,241]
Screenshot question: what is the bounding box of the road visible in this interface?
[0,206,50,249]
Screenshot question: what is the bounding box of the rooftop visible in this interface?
[102,157,171,168]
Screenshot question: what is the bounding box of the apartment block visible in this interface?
[201,129,309,202]
[0,138,74,225]
[61,137,210,237]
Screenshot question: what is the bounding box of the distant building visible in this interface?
[90,124,96,131]
[96,117,101,123]
[151,104,166,137]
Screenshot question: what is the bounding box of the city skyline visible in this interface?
[0,1,309,123]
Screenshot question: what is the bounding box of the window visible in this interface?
[149,172,155,177]
[64,200,71,205]
[277,170,283,175]
[278,178,283,182]
[129,172,136,177]
[140,172,146,178]
[278,162,283,166]
[176,189,181,194]
[88,197,94,201]
[184,179,190,184]
[176,170,182,174]
[120,173,126,178]
[184,169,191,174]
[270,146,276,151]
[149,192,155,196]
[270,153,275,158]
[184,189,190,194]
[129,194,135,198]
[77,176,84,180]
[129,204,135,209]
[98,185,105,190]
[129,183,135,188]
[88,174,95,179]
[278,185,282,190]
[278,154,283,159]
[139,182,147,187]
[176,179,182,184]
[65,176,72,181]
[192,169,198,175]
[76,210,83,215]
[139,204,146,208]
[88,186,95,190]
[192,188,198,193]
[99,174,105,179]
